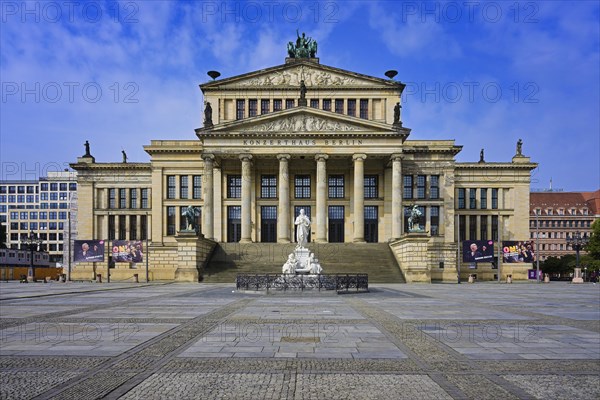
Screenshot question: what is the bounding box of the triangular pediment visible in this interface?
[197,107,410,137]
[201,60,402,90]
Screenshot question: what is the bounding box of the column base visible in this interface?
[353,239,366,243]
[239,239,253,244]
[277,239,291,243]
[315,239,328,243]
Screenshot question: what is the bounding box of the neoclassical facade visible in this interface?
[71,54,537,282]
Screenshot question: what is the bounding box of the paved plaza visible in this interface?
[0,282,599,399]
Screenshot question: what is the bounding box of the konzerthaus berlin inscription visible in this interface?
[71,34,537,283]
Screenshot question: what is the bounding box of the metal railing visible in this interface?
[236,273,368,293]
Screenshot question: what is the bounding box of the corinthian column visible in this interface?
[353,154,367,242]
[201,154,215,240]
[277,154,291,243]
[240,154,253,243]
[315,154,329,242]
[391,154,403,240]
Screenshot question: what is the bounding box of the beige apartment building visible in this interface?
[70,50,537,282]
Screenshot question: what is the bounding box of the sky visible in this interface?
[0,0,599,191]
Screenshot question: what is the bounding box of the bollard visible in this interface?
[507,274,512,284]
[96,273,102,283]
[133,274,139,283]
[544,274,550,283]
[468,275,474,284]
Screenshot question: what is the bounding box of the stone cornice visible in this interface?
[456,162,538,170]
[70,162,151,171]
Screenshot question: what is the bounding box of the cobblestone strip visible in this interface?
[30,298,252,400]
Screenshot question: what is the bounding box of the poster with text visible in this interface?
[74,240,105,262]
[112,240,144,263]
[502,241,535,263]
[462,240,494,263]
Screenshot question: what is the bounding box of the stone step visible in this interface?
[203,242,405,284]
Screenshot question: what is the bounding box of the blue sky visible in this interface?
[1,0,599,191]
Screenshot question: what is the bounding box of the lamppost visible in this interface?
[23,231,43,281]
[566,231,589,283]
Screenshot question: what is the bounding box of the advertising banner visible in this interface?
[502,241,535,263]
[112,240,144,263]
[462,240,494,263]
[74,240,105,262]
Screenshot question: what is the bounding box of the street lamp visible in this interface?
[566,231,589,283]
[23,231,43,281]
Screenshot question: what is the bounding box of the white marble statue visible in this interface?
[308,253,322,274]
[294,209,311,248]
[282,253,297,274]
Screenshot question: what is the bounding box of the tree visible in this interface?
[585,219,600,259]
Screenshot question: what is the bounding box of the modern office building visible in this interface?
[70,39,537,282]
[530,190,599,261]
[0,171,77,264]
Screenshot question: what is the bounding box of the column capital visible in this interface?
[315,153,329,162]
[276,153,291,161]
[390,153,403,162]
[239,154,253,162]
[201,153,215,162]
[352,153,367,162]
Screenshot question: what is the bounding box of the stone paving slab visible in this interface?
[0,282,598,399]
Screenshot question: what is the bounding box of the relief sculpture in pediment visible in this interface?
[237,66,362,87]
[237,115,362,132]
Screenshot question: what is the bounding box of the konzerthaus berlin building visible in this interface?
[70,44,537,283]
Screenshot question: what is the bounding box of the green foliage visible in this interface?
[540,254,577,275]
[585,219,600,259]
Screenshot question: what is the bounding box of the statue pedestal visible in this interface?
[174,231,214,282]
[389,234,431,283]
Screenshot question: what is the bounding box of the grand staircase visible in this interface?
[202,242,405,283]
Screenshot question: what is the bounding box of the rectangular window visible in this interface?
[322,99,331,111]
[140,214,148,240]
[261,175,277,198]
[17,186,25,194]
[310,99,319,109]
[50,192,58,201]
[39,212,47,219]
[119,216,126,240]
[119,188,126,209]
[20,222,28,230]
[469,188,477,209]
[30,212,37,219]
[294,175,311,199]
[167,206,176,235]
[108,215,115,240]
[50,183,58,191]
[180,206,188,231]
[416,175,426,199]
[491,188,498,209]
[59,183,67,191]
[347,99,356,117]
[273,99,282,111]
[141,189,149,209]
[480,188,487,209]
[193,176,202,199]
[58,212,67,219]
[27,185,35,193]
[328,175,345,198]
[227,175,242,198]
[480,215,488,240]
[30,222,37,230]
[236,99,245,120]
[130,189,137,209]
[180,176,188,199]
[167,176,176,199]
[458,188,465,209]
[20,212,27,219]
[59,192,67,201]
[335,99,344,114]
[0,186,5,194]
[364,175,378,199]
[403,175,413,199]
[130,215,137,240]
[469,216,477,240]
[430,206,440,236]
[69,182,77,191]
[491,215,498,241]
[285,99,295,109]
[261,99,270,114]
[249,99,257,117]
[109,189,116,209]
[430,175,439,199]
[360,99,368,119]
